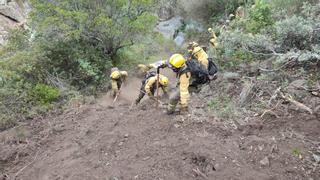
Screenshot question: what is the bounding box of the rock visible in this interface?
[0,1,30,45]
[223,72,241,80]
[155,16,183,39]
[124,134,129,138]
[260,157,270,166]
[157,0,176,21]
[174,32,185,46]
[109,177,119,180]
[312,153,320,163]
[287,79,308,99]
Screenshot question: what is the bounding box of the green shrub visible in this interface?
[274,16,314,51]
[245,0,274,33]
[30,84,60,105]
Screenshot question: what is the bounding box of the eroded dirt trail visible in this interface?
[1,77,319,180]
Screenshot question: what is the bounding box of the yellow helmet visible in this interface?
[120,71,128,77]
[169,54,186,69]
[159,75,169,86]
[111,71,121,79]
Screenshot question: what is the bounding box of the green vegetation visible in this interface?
[207,0,319,117]
[0,0,159,130]
[216,1,320,71]
[1,0,319,130]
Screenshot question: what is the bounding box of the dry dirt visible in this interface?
[0,76,319,180]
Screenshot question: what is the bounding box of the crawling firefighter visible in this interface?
[187,42,209,69]
[110,67,128,98]
[135,71,169,105]
[141,53,216,114]
[154,54,208,114]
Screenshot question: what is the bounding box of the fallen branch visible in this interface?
[261,101,280,118]
[278,89,313,115]
[268,87,281,107]
[192,168,208,179]
[14,151,39,180]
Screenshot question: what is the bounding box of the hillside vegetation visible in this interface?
[0,0,319,129]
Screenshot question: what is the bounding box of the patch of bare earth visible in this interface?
[1,80,319,180]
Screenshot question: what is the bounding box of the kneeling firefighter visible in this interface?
[135,71,169,105]
[110,67,128,98]
[166,54,210,114]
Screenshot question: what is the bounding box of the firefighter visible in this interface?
[208,28,219,49]
[135,72,169,104]
[110,67,128,98]
[187,42,209,69]
[166,54,192,114]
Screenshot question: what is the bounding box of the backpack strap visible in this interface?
[178,66,190,78]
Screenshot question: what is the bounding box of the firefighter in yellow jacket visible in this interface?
[187,42,209,69]
[110,67,128,98]
[135,72,169,104]
[166,54,192,114]
[208,28,219,49]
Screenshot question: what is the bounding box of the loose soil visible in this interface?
[1,76,319,180]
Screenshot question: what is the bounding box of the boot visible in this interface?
[179,106,189,115]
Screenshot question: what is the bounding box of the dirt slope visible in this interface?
[1,76,319,180]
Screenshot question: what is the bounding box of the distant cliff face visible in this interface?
[0,0,30,45]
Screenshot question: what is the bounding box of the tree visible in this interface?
[30,0,158,64]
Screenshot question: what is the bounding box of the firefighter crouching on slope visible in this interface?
[187,42,209,69]
[166,54,193,115]
[137,60,168,75]
[110,67,128,98]
[135,72,169,105]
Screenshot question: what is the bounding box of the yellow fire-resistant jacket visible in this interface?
[209,31,219,48]
[179,71,191,107]
[191,46,209,69]
[111,71,128,91]
[144,76,167,96]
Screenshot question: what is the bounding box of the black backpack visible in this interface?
[142,71,157,85]
[184,59,210,85]
[208,58,218,76]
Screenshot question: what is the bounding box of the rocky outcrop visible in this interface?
[0,0,30,45]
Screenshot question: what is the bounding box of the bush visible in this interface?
[245,0,274,33]
[274,16,314,51]
[29,84,60,105]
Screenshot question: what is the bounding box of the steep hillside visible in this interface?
[1,75,319,180]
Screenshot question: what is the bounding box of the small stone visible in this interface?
[258,145,264,151]
[312,153,320,163]
[109,177,119,180]
[118,142,124,146]
[174,124,180,128]
[124,134,129,138]
[260,157,270,166]
[143,156,150,161]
